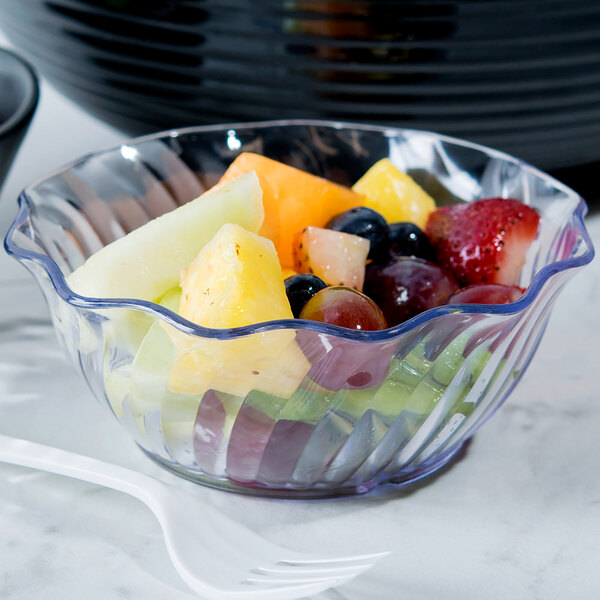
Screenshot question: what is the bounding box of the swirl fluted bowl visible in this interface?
[4,121,594,497]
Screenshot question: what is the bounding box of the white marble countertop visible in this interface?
[1,37,600,600]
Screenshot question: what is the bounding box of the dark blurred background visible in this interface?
[1,0,598,198]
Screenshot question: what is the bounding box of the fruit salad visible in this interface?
[66,152,541,492]
[68,153,540,331]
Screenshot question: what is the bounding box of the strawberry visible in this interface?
[426,198,540,286]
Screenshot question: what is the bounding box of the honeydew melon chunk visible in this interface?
[278,381,335,423]
[242,378,334,423]
[104,287,181,424]
[403,331,472,415]
[160,389,204,465]
[327,387,380,421]
[328,338,430,421]
[244,389,290,422]
[409,343,495,464]
[339,332,467,423]
[124,380,159,439]
[131,317,178,398]
[66,172,264,301]
[156,286,182,312]
[104,363,132,419]
[445,344,493,415]
[118,286,182,402]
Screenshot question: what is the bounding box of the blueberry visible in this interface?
[387,222,434,261]
[285,274,328,318]
[325,207,389,259]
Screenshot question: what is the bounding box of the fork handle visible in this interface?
[0,433,163,506]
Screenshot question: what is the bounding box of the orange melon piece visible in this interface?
[218,152,363,269]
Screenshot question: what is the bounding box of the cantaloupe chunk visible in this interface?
[218,152,363,269]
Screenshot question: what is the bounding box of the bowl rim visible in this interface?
[4,119,595,341]
[0,46,39,139]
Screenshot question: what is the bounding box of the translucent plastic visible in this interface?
[4,121,594,497]
[0,434,385,598]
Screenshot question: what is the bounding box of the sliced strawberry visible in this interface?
[426,198,540,286]
[293,226,370,291]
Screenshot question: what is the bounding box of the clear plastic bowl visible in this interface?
[4,121,594,498]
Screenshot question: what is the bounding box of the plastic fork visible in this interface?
[0,434,387,599]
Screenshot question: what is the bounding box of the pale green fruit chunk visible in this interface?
[131,318,178,398]
[67,172,264,301]
[128,287,182,404]
[156,286,182,312]
[104,363,132,419]
[103,287,181,423]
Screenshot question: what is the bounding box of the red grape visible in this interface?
[193,390,226,476]
[446,283,525,305]
[299,286,387,331]
[256,420,316,486]
[226,401,276,483]
[364,257,459,326]
[296,330,398,390]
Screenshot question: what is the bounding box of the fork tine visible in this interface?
[277,550,390,568]
[252,560,381,578]
[248,564,373,583]
[240,552,388,589]
[245,565,374,586]
[243,571,361,587]
[0,435,386,600]
[240,550,388,585]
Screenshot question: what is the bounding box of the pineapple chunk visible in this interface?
[178,223,292,327]
[353,158,436,229]
[169,224,310,398]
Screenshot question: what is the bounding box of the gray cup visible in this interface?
[0,47,39,191]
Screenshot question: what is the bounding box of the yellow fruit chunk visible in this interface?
[168,332,310,399]
[169,223,310,398]
[353,158,436,229]
[179,223,291,327]
[218,152,363,269]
